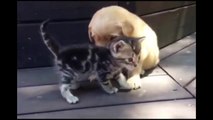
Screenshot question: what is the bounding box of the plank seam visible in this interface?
[158,65,196,98]
[160,42,196,61]
[18,97,194,115]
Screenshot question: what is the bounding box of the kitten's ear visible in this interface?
[136,36,146,43]
[113,40,125,53]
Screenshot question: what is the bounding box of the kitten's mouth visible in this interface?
[129,61,137,67]
[133,63,137,67]
[127,58,137,67]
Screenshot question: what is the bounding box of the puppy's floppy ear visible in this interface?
[88,27,102,44]
[88,27,95,43]
[121,21,134,36]
[109,25,123,39]
[113,40,125,53]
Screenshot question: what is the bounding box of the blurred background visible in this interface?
[17,1,196,69]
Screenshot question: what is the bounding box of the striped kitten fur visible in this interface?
[40,20,144,104]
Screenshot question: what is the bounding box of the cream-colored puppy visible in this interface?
[88,5,159,89]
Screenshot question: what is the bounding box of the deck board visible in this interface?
[17,33,196,118]
[159,43,196,86]
[185,79,196,97]
[18,99,195,119]
[17,67,59,87]
[17,66,166,88]
[17,75,192,114]
[160,32,196,60]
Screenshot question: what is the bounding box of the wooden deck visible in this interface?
[17,33,196,119]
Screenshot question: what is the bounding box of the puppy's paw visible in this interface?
[127,75,142,89]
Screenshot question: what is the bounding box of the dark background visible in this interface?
[17,1,196,69]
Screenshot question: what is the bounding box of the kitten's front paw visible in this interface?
[66,95,79,104]
[104,87,118,94]
[112,87,118,93]
[108,87,118,94]
[127,76,142,89]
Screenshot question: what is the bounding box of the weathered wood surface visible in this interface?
[17,23,196,119]
[159,44,196,86]
[18,99,195,119]
[17,75,192,114]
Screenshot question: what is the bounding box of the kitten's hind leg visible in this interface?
[59,84,79,104]
[70,80,80,90]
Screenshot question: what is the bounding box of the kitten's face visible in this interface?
[109,36,145,71]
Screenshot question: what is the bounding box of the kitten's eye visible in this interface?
[132,46,136,51]
[126,58,133,62]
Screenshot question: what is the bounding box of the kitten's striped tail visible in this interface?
[40,19,60,57]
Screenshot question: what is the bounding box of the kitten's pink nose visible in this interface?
[128,58,133,62]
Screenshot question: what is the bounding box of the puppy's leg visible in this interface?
[116,73,132,90]
[126,63,142,89]
[127,74,141,89]
[141,30,160,70]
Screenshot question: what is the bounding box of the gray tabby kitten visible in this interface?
[40,20,144,104]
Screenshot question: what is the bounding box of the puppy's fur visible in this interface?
[88,5,160,89]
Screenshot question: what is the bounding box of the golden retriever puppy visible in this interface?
[88,5,159,89]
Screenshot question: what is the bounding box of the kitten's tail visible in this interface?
[40,19,60,57]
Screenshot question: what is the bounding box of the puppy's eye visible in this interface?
[110,35,118,40]
[138,56,140,60]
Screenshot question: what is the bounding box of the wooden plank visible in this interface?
[17,75,192,114]
[119,1,195,16]
[17,21,90,69]
[183,1,196,5]
[17,1,118,22]
[18,99,196,119]
[17,67,59,87]
[176,5,196,40]
[17,6,196,68]
[159,44,196,86]
[142,5,196,48]
[142,7,183,48]
[145,66,166,76]
[186,79,196,97]
[135,1,185,15]
[17,1,196,22]
[17,66,166,87]
[160,33,196,60]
